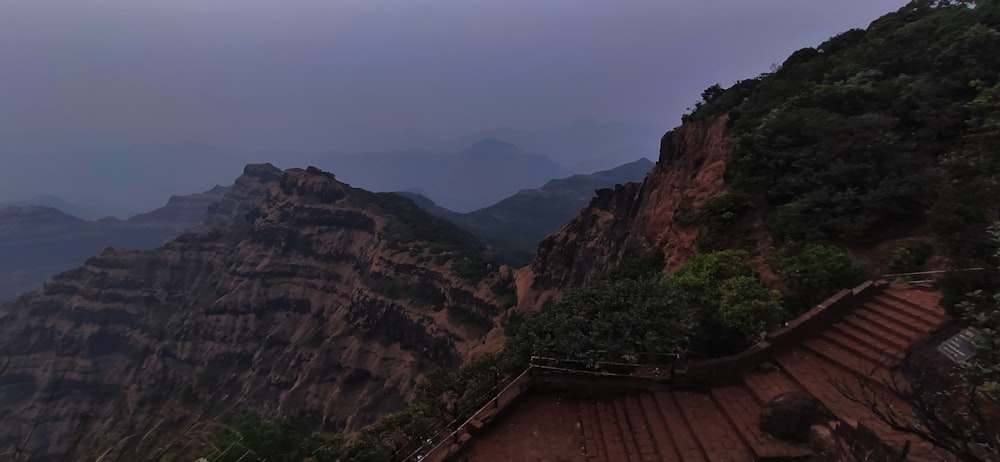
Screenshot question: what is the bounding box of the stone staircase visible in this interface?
[455,284,957,461]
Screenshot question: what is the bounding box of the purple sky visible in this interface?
[0,0,909,213]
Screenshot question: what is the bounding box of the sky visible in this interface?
[0,0,909,215]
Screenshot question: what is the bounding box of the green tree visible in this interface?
[775,243,867,309]
[507,275,696,363]
[672,250,753,314]
[673,250,787,354]
[719,276,786,343]
[205,413,347,462]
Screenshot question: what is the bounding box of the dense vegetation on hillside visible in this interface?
[690,0,999,260]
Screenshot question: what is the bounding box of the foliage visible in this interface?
[199,353,518,462]
[205,413,347,462]
[605,251,666,281]
[886,241,934,273]
[718,276,786,343]
[414,352,518,421]
[672,250,754,312]
[673,250,786,354]
[690,193,753,251]
[687,1,1000,251]
[774,243,867,310]
[506,275,697,363]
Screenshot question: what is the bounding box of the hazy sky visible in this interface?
[0,0,909,213]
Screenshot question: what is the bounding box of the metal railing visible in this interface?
[394,351,680,461]
[529,353,679,379]
[397,367,533,462]
[881,267,988,283]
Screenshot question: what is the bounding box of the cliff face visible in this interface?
[0,166,505,460]
[521,116,731,298]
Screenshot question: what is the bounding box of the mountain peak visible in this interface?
[460,138,524,157]
[242,162,283,181]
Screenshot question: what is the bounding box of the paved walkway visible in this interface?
[458,284,956,461]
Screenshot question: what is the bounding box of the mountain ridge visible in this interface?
[0,164,511,460]
[401,158,655,264]
[0,185,229,301]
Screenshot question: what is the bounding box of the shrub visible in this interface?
[775,243,867,310]
[673,250,786,353]
[506,275,696,363]
[206,413,347,462]
[886,241,933,273]
[672,250,753,315]
[718,276,786,344]
[691,193,753,251]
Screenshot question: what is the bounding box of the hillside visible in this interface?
[0,186,227,301]
[524,0,1000,302]
[0,165,512,460]
[403,158,654,265]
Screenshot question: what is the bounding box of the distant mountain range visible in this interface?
[455,120,662,173]
[0,195,139,220]
[0,185,227,300]
[319,138,569,211]
[401,158,654,264]
[1,120,661,217]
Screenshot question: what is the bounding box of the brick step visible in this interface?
[651,392,707,462]
[819,329,897,368]
[578,400,606,460]
[870,296,940,330]
[638,393,682,462]
[840,314,911,350]
[742,366,802,404]
[673,391,754,462]
[623,395,663,461]
[709,384,813,460]
[612,396,647,462]
[829,322,905,362]
[859,301,930,338]
[853,306,923,343]
[802,337,893,385]
[596,400,629,461]
[772,348,892,432]
[882,287,944,315]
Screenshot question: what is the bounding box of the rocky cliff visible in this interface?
[520,116,732,299]
[0,165,507,461]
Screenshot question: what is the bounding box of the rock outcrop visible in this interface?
[520,116,732,302]
[0,165,507,461]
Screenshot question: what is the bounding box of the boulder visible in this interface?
[760,392,831,441]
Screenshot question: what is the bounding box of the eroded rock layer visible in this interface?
[0,165,506,460]
[523,116,731,298]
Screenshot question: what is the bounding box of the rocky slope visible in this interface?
[0,165,508,461]
[519,116,733,300]
[0,186,227,301]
